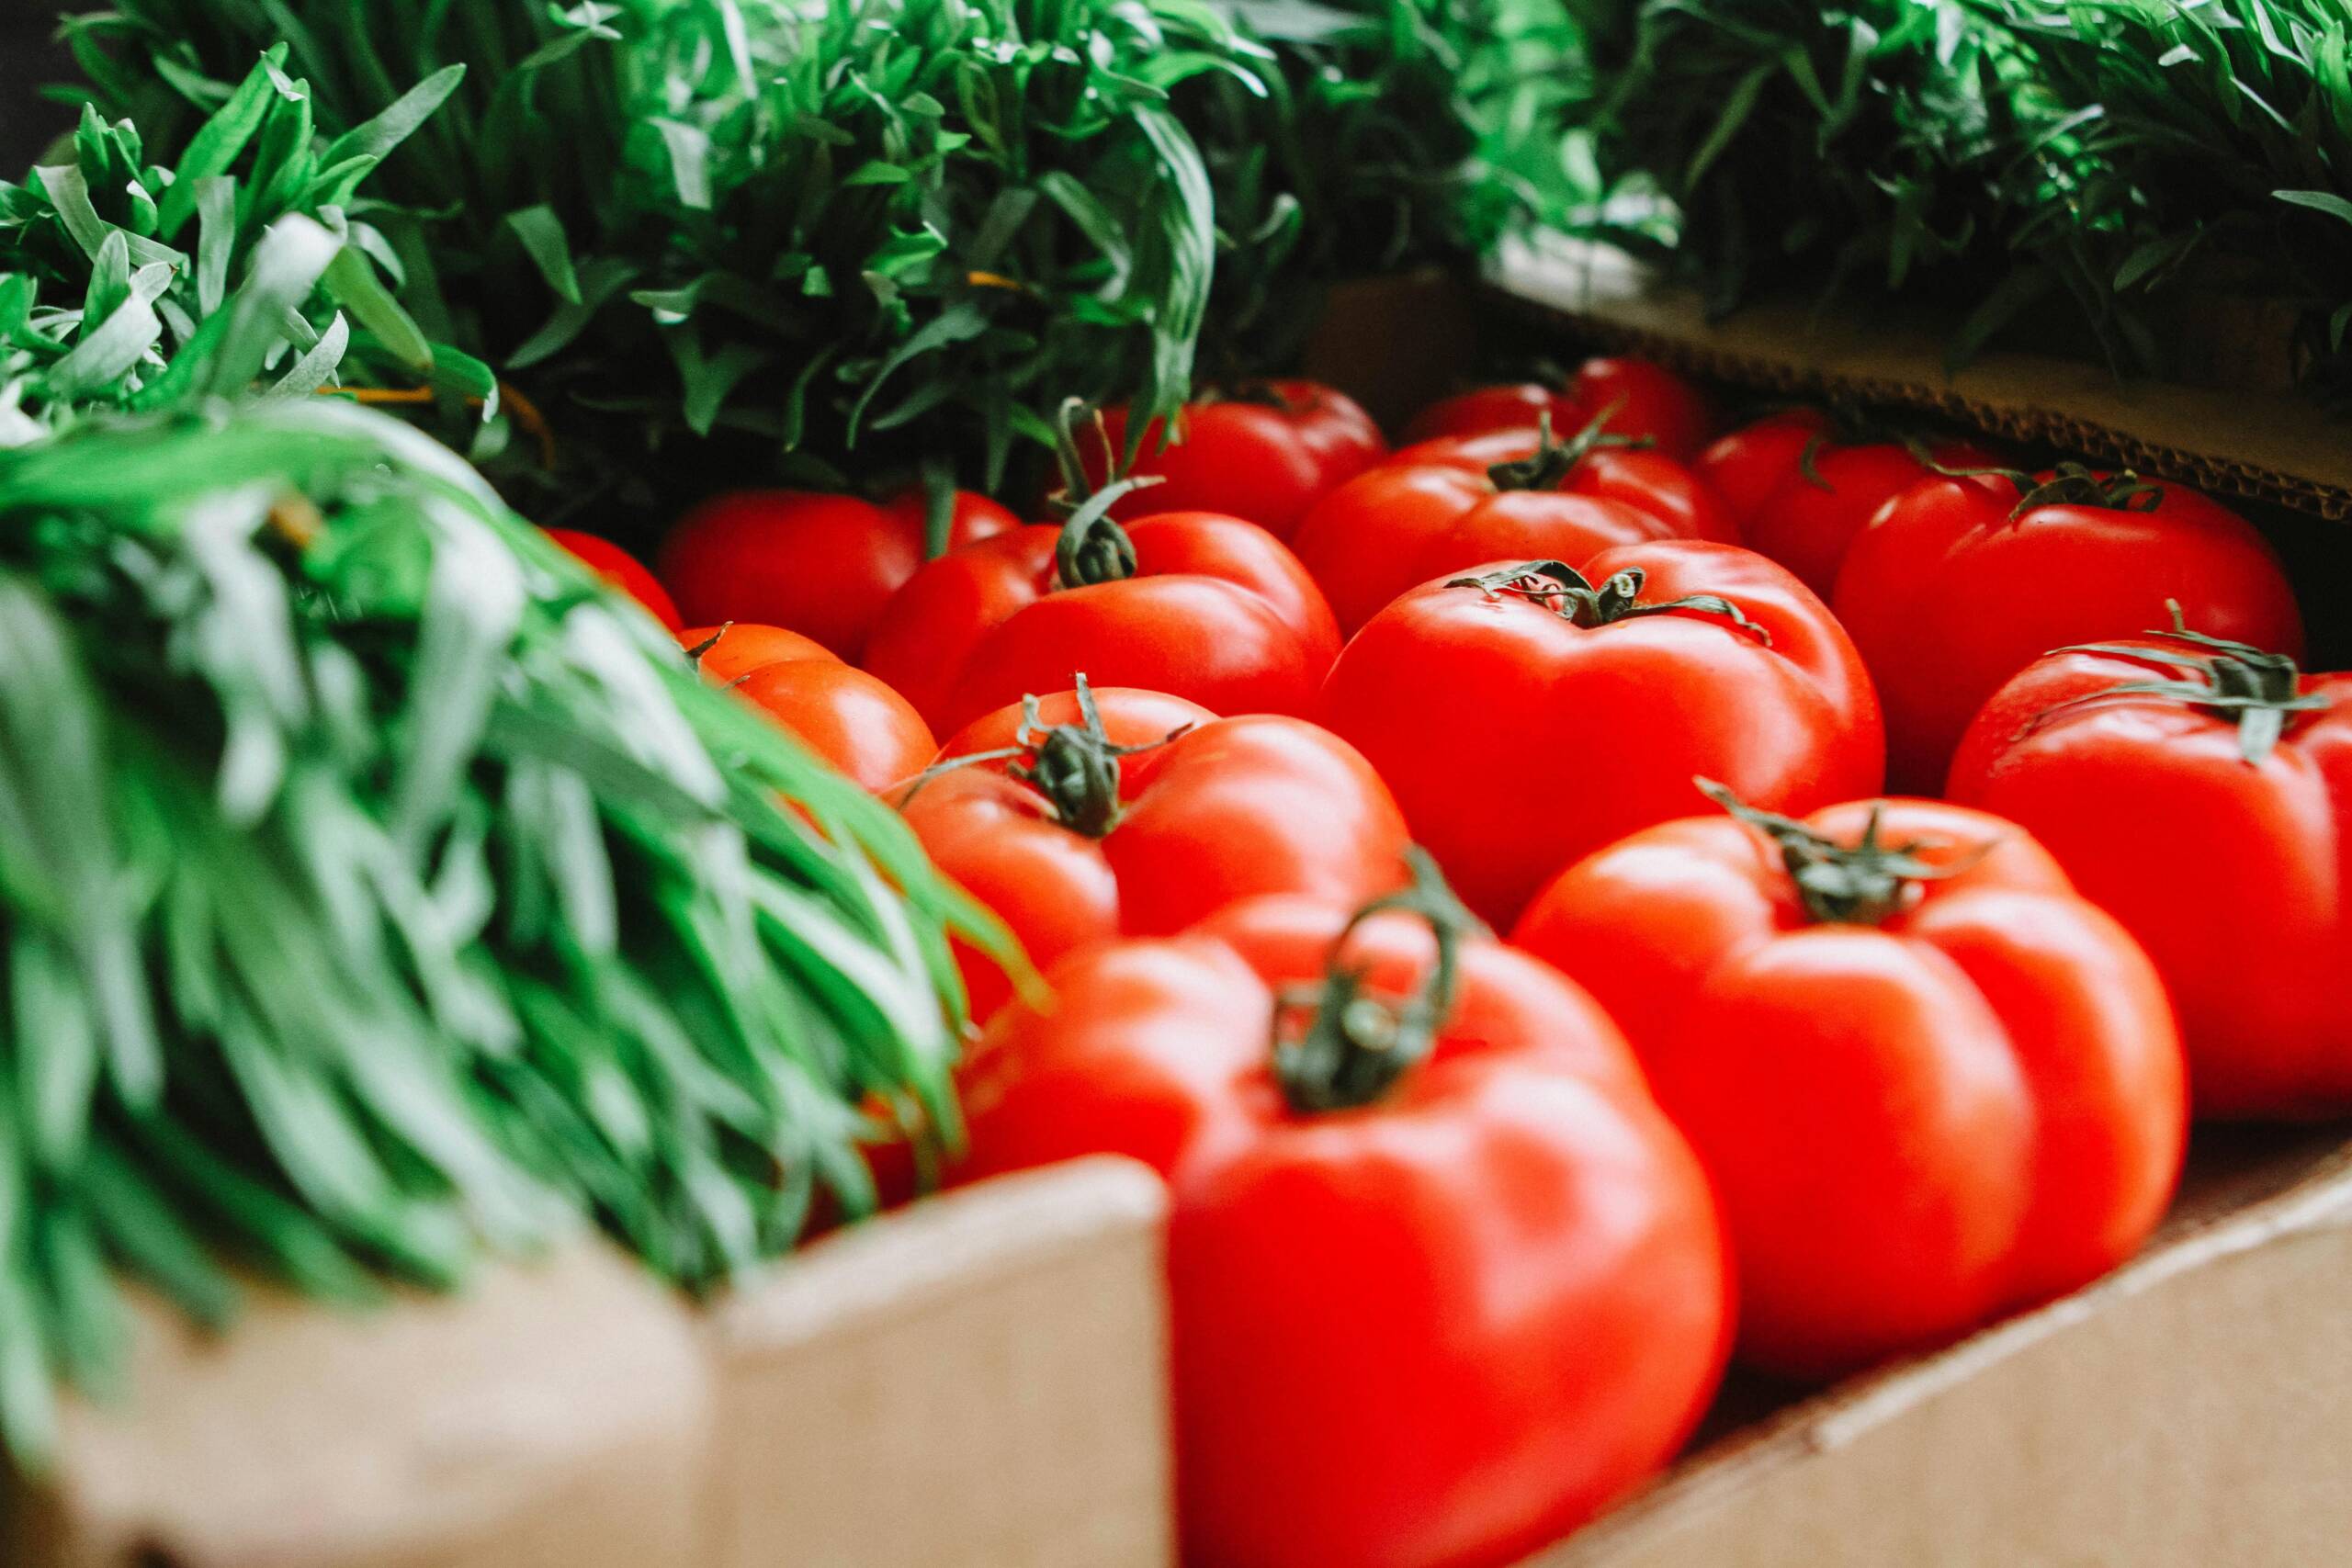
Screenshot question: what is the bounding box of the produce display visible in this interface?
[4,3,2347,1566]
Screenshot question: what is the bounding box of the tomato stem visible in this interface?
[2035,603,2329,764]
[1044,397,1158,586]
[1272,848,1483,1114]
[1444,560,1772,645]
[894,674,1191,837]
[1486,403,1647,492]
[1700,780,1990,926]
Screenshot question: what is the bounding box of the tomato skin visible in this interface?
[1695,410,1827,524]
[905,697,1408,1019]
[1389,431,1737,547]
[676,621,934,790]
[1085,380,1387,540]
[1743,437,2004,599]
[544,527,683,630]
[658,488,1018,661]
[1834,473,2305,792]
[1949,645,2352,1119]
[956,893,1730,1568]
[1513,798,2185,1379]
[865,513,1341,734]
[1290,461,1689,635]
[1320,539,1884,926]
[1405,359,1715,460]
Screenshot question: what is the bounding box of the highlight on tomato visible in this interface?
[543,526,683,631]
[955,855,1730,1568]
[1403,356,1715,460]
[898,677,1409,1020]
[1948,611,2351,1120]
[865,408,1340,733]
[1833,463,2305,793]
[1293,414,1735,634]
[1320,539,1883,926]
[681,622,934,792]
[658,485,1019,661]
[1693,409,2002,596]
[1513,786,2186,1381]
[1080,378,1386,540]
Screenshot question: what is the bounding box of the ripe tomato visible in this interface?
[1321,540,1883,925]
[1949,615,2352,1119]
[680,622,934,791]
[544,527,682,631]
[901,680,1408,1020]
[1834,466,2305,792]
[1692,412,2004,595]
[956,863,1730,1568]
[1514,791,2185,1380]
[1291,421,1729,635]
[658,487,1019,661]
[863,496,1340,734]
[1404,357,1715,460]
[1379,426,1737,546]
[1080,380,1386,539]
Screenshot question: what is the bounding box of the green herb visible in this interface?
[0,393,1011,1469]
[64,1,1571,525]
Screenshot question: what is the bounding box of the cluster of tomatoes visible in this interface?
[548,357,2345,1568]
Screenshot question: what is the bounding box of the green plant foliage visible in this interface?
[63,0,1572,520]
[1578,0,2352,389]
[0,394,1000,1468]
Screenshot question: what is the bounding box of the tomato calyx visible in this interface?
[1045,397,1161,586]
[1444,560,1773,646]
[904,676,1190,837]
[2039,604,2331,765]
[1486,405,1649,493]
[1272,848,1483,1114]
[1700,780,1990,927]
[1792,402,1933,491]
[1928,457,2165,521]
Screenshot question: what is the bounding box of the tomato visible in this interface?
[1514,790,2185,1379]
[1834,466,2305,793]
[956,862,1729,1568]
[1691,412,2004,595]
[679,621,934,791]
[658,487,1019,661]
[1321,540,1883,925]
[1948,616,2352,1119]
[901,680,1408,1020]
[1404,358,1715,460]
[1081,380,1386,540]
[1379,427,1736,546]
[863,495,1341,734]
[1292,420,1736,635]
[544,527,682,630]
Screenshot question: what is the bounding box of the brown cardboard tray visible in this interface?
[1,1156,1174,1568]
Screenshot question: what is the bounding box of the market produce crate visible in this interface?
[0,1157,1173,1568]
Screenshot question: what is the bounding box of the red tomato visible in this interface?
[1380,427,1736,546]
[1404,358,1715,460]
[1514,792,2185,1379]
[863,502,1340,734]
[1691,412,2004,595]
[544,527,682,631]
[678,621,934,791]
[957,864,1730,1568]
[1081,380,1386,539]
[658,487,1018,661]
[1948,617,2352,1119]
[901,681,1408,1020]
[1834,467,2305,792]
[1321,540,1884,925]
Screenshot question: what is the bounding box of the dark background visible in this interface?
[2,7,74,170]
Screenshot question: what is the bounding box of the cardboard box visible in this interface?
[2,1156,1173,1568]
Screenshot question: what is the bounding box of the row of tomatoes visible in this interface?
[548,359,2345,1568]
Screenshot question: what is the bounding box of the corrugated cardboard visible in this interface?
[1484,237,2352,523]
[2,1156,1173,1568]
[1538,1130,2352,1568]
